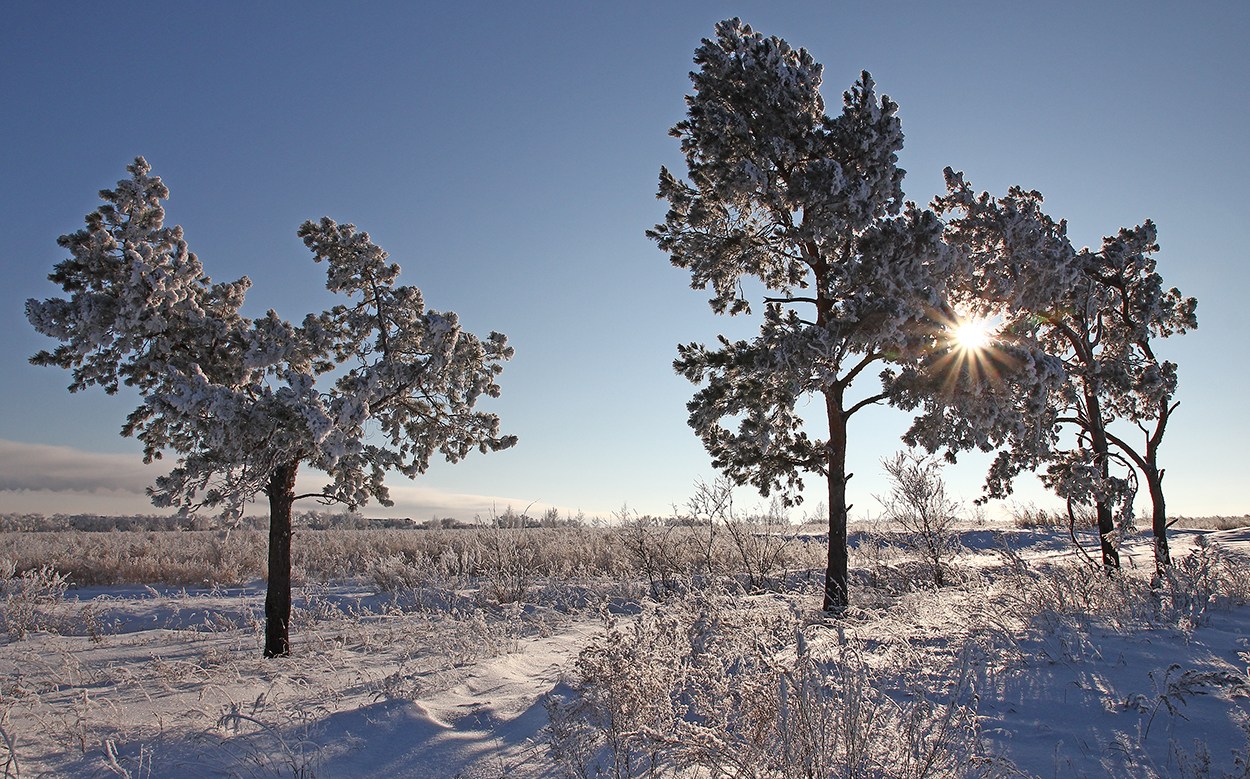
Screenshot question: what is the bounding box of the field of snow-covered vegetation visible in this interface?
[2,513,1250,778]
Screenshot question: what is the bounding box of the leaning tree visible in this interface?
[1067,217,1196,574]
[903,170,1195,574]
[27,158,516,656]
[649,19,956,612]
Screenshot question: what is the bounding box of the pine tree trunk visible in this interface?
[1145,466,1171,579]
[1095,502,1120,571]
[1144,406,1172,579]
[823,389,849,613]
[1085,392,1121,572]
[263,461,298,658]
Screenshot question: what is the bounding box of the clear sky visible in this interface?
[2,1,1247,523]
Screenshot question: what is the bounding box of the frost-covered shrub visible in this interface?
[1155,537,1250,629]
[475,525,545,605]
[0,526,637,589]
[1170,515,1250,531]
[0,530,266,586]
[613,517,697,600]
[366,552,446,592]
[720,518,796,593]
[988,549,1151,634]
[1,560,70,639]
[851,530,936,596]
[613,481,805,600]
[546,594,990,778]
[1008,504,1067,529]
[990,534,1250,634]
[877,452,965,588]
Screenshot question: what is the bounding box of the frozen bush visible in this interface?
[1,560,70,638]
[546,594,992,778]
[1170,515,1250,531]
[480,527,536,604]
[990,534,1250,635]
[613,514,694,600]
[694,478,795,593]
[877,452,965,587]
[1008,503,1067,529]
[1156,537,1250,629]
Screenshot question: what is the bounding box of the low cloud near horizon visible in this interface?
[0,439,155,495]
[0,439,581,520]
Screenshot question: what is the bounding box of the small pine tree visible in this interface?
[27,158,517,656]
[901,170,1195,575]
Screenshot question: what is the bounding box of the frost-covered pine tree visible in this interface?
[1079,218,1196,574]
[903,170,1195,574]
[649,20,955,612]
[27,158,516,656]
[898,172,1126,568]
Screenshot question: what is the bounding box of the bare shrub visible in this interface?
[366,551,444,592]
[720,519,793,593]
[995,558,1143,631]
[0,525,633,590]
[0,720,18,779]
[877,452,964,587]
[687,478,795,593]
[1,561,70,639]
[611,483,801,601]
[613,513,692,600]
[679,481,728,584]
[1156,537,1250,629]
[1170,515,1250,531]
[990,533,1250,634]
[476,524,541,605]
[0,530,266,587]
[210,704,323,779]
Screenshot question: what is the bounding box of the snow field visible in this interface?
[0,523,1248,777]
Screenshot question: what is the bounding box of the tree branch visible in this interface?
[846,391,890,419]
[292,491,344,504]
[841,351,882,388]
[763,296,819,307]
[1102,428,1149,475]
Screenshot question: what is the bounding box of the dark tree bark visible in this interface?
[1094,501,1121,571]
[263,461,298,658]
[1145,467,1171,575]
[1108,404,1175,581]
[1144,408,1173,578]
[1084,385,1122,572]
[1143,404,1174,578]
[824,388,850,613]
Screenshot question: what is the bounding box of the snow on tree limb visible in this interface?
[907,169,1196,570]
[652,19,959,611]
[27,158,516,518]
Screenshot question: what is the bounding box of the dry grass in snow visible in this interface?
[0,522,1249,777]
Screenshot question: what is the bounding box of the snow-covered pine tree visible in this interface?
[902,170,1195,574]
[27,158,517,656]
[1076,218,1196,575]
[649,19,957,612]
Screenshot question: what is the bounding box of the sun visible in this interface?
[952,317,994,353]
[927,310,1014,394]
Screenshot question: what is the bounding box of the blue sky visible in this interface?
[2,2,1247,522]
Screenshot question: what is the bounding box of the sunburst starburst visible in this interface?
[925,311,1015,395]
[953,317,994,353]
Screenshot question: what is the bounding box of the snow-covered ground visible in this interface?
[2,526,1249,778]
